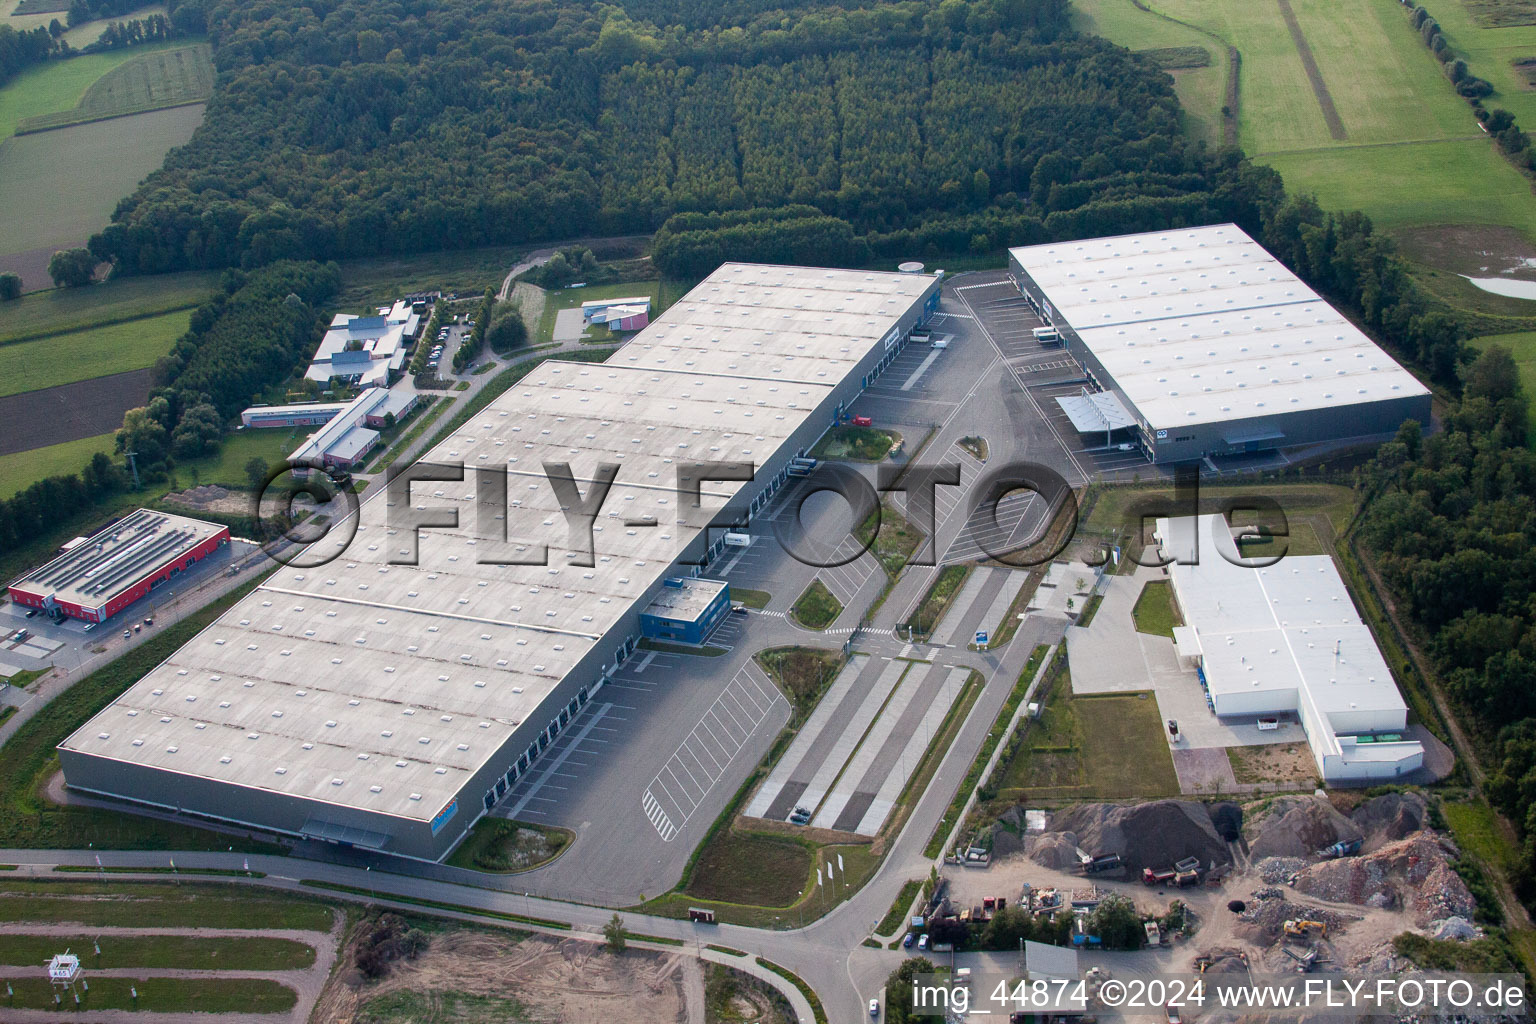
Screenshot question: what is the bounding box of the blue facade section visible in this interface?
[640,581,732,645]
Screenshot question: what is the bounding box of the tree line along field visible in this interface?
[17,42,212,133]
[0,308,190,396]
[1089,0,1536,239]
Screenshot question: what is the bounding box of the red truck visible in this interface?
[850,415,873,427]
[1143,867,1176,886]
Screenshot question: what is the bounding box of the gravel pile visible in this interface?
[1248,886,1284,901]
[1255,856,1307,884]
[1350,791,1428,850]
[1035,800,1232,874]
[1248,796,1363,860]
[1430,916,1481,942]
[1232,899,1353,945]
[1290,831,1475,926]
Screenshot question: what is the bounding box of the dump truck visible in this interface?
[1174,869,1200,888]
[1083,853,1123,874]
[1173,856,1202,873]
[1142,867,1176,886]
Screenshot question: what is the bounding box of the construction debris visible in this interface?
[1289,831,1475,927]
[1247,796,1362,860]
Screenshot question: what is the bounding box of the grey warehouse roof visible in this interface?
[61,264,935,825]
[1010,224,1429,430]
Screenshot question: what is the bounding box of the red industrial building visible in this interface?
[8,509,229,623]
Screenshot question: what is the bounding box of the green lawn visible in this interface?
[855,496,926,579]
[0,882,332,930]
[732,587,771,609]
[0,432,116,499]
[790,578,843,630]
[0,42,194,139]
[0,308,191,397]
[445,818,572,873]
[1131,580,1181,638]
[3,976,296,1013]
[809,426,898,462]
[994,670,1179,801]
[876,879,922,936]
[0,271,216,345]
[755,646,843,715]
[0,933,315,970]
[685,830,813,907]
[178,427,308,490]
[535,280,661,344]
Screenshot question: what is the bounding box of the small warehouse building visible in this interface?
[241,403,350,429]
[1007,225,1431,463]
[581,295,652,332]
[640,578,731,644]
[59,262,941,861]
[288,388,419,474]
[8,509,229,623]
[1156,514,1424,783]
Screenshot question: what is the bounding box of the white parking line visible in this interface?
[640,665,784,841]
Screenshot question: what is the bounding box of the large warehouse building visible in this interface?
[1008,225,1432,464]
[59,263,941,861]
[8,510,229,623]
[1157,514,1424,783]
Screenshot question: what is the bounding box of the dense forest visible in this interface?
[90,0,1256,274]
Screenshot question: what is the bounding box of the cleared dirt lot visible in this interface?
[0,368,151,454]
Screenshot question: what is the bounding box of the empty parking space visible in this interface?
[641,662,785,841]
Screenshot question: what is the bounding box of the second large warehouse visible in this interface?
[57,263,940,862]
[1008,224,1432,463]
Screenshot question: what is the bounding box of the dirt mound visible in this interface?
[1247,796,1362,860]
[1232,897,1355,945]
[1349,791,1427,849]
[1195,947,1251,975]
[1209,801,1242,841]
[1034,801,1231,874]
[1290,831,1474,926]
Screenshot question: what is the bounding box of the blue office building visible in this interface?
[640,578,732,645]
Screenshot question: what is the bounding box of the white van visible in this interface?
[1033,326,1060,343]
[722,532,753,548]
[931,336,949,349]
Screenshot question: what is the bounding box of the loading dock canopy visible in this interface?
[300,818,391,848]
[1056,391,1136,433]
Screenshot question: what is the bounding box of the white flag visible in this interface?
[837,854,844,874]
[243,859,249,872]
[169,858,175,870]
[94,855,101,867]
[817,866,823,887]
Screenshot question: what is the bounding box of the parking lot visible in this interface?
[490,640,790,903]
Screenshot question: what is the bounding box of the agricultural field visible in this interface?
[0,308,190,397]
[0,104,205,290]
[0,431,115,498]
[17,44,213,133]
[0,369,151,456]
[0,40,193,139]
[1088,0,1536,239]
[0,269,215,344]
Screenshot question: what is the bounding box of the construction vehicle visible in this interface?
[1144,921,1161,946]
[1283,944,1319,973]
[1283,919,1328,939]
[1174,869,1200,888]
[1317,838,1362,860]
[1142,867,1176,886]
[1173,856,1202,873]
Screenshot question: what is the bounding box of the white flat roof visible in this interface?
[1158,515,1409,723]
[1010,225,1429,430]
[62,263,935,824]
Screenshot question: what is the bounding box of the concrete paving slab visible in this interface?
[552,307,586,342]
[979,570,1025,641]
[743,654,867,819]
[854,666,970,835]
[812,660,925,829]
[931,568,999,646]
[794,659,907,818]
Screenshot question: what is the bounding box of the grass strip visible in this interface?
[0,880,333,930]
[3,976,295,1013]
[790,578,842,630]
[629,932,685,946]
[0,933,314,970]
[53,865,266,878]
[876,879,921,936]
[707,944,747,956]
[755,957,828,1024]
[298,879,570,931]
[905,564,970,637]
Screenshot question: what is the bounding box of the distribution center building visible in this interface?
[1008,224,1432,463]
[1157,514,1424,783]
[8,509,230,623]
[59,263,941,861]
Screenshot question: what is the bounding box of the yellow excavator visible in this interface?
[1283,919,1328,939]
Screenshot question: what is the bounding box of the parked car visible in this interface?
[123,630,131,639]
[83,623,96,632]
[869,998,880,1018]
[902,932,914,948]
[917,934,929,950]
[24,608,38,618]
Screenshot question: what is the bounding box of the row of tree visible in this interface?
[83,13,181,53]
[0,22,67,89]
[114,261,338,476]
[1410,5,1535,175]
[450,288,496,373]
